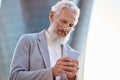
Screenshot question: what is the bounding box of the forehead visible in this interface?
[57,8,77,22]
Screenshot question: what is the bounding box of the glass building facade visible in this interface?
[0,0,82,80]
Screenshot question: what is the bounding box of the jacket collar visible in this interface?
[37,29,69,67]
[37,29,51,68]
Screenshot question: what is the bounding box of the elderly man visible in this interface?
[9,0,80,80]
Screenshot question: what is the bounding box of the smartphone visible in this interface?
[66,50,80,60]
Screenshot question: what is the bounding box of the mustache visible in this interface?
[57,29,68,36]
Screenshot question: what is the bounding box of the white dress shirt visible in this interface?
[45,31,62,80]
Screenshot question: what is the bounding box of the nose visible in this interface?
[65,23,70,28]
[64,24,73,30]
[63,26,71,33]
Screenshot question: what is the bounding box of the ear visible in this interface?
[49,11,55,23]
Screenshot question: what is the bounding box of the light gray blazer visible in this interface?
[9,30,74,80]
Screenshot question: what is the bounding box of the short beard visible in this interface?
[48,23,71,45]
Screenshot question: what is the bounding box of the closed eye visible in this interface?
[69,24,74,27]
[59,18,74,28]
[60,19,67,24]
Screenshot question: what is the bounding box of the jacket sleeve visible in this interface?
[9,34,53,80]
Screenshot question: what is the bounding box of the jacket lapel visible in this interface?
[37,30,50,68]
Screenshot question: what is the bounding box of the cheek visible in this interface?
[56,23,65,30]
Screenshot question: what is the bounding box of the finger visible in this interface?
[62,71,76,78]
[72,60,79,64]
[65,66,79,72]
[52,65,68,76]
[56,61,73,66]
[59,57,72,62]
[61,65,79,72]
[64,61,79,67]
[56,66,79,78]
[72,60,79,66]
[65,69,78,78]
[56,59,79,67]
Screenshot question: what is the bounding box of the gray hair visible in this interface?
[51,0,80,18]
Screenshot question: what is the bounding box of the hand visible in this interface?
[52,57,79,78]
[67,60,79,78]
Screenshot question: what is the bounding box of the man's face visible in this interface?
[50,8,78,38]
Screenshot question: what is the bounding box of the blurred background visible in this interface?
[0,0,92,80]
[0,0,120,80]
